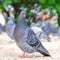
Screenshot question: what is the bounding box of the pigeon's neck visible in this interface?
[16,17,28,29]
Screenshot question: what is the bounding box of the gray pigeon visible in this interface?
[6,6,16,39]
[0,9,6,27]
[41,21,52,35]
[30,21,51,42]
[6,16,16,39]
[14,11,50,57]
[31,26,51,42]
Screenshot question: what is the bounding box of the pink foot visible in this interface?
[18,54,29,58]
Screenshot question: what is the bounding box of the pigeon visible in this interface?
[6,16,16,39]
[41,21,52,35]
[50,23,59,36]
[0,9,5,34]
[6,6,16,39]
[5,5,14,12]
[31,26,51,42]
[14,11,50,57]
[30,21,51,42]
[0,9,6,27]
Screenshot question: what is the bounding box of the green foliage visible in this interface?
[0,2,4,9]
[48,0,55,5]
[38,0,46,4]
[27,21,31,27]
[4,0,12,4]
[55,4,60,26]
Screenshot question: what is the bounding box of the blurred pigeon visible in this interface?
[5,5,14,12]
[6,16,15,39]
[30,7,38,16]
[41,21,52,35]
[34,3,39,8]
[6,6,16,39]
[52,29,60,36]
[51,25,58,33]
[31,26,51,42]
[14,11,50,58]
[51,23,59,35]
[0,9,6,27]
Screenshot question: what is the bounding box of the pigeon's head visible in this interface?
[19,11,26,18]
[5,5,14,12]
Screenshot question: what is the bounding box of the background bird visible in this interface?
[0,9,5,34]
[0,9,6,27]
[31,26,51,42]
[6,16,15,39]
[14,11,50,58]
[6,6,16,39]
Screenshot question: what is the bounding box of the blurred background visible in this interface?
[0,0,60,24]
[0,0,60,36]
[0,0,60,60]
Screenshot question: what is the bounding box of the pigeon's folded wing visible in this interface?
[26,28,41,48]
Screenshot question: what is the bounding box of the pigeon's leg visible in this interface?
[18,52,29,58]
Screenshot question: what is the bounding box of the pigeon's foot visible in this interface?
[18,54,29,58]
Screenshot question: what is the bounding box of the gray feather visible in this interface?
[26,28,41,47]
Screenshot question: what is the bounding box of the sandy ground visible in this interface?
[0,32,60,60]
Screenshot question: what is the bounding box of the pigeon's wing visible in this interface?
[26,28,50,56]
[26,28,41,48]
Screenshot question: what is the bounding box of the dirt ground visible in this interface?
[0,32,60,60]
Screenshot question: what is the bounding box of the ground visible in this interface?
[0,32,60,60]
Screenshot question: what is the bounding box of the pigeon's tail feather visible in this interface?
[37,44,50,56]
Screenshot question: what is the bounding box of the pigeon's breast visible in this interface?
[14,28,37,53]
[14,28,25,42]
[16,34,36,53]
